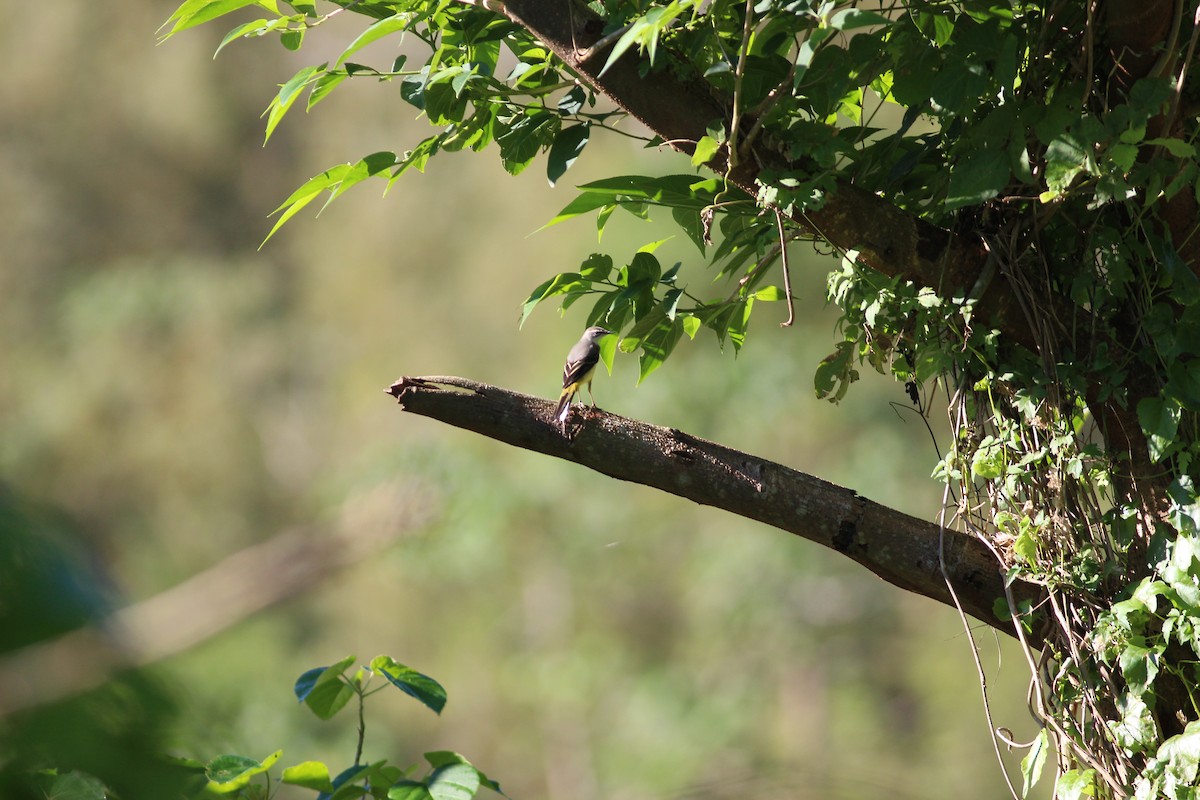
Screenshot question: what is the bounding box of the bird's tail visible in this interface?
[555,388,574,422]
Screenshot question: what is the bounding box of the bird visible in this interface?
[555,326,613,423]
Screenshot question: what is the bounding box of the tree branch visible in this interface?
[0,482,433,718]
[386,376,1043,639]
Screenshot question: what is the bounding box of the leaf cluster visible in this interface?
[33,654,503,800]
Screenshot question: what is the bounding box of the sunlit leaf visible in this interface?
[263,63,327,143]
[282,761,336,792]
[1020,729,1049,796]
[337,13,409,66]
[162,0,260,38]
[205,751,281,792]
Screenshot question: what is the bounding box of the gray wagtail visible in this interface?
[555,326,613,423]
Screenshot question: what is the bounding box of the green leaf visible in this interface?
[754,286,784,301]
[282,761,337,792]
[579,253,613,282]
[1021,729,1049,796]
[426,763,480,800]
[815,340,856,402]
[214,18,277,58]
[424,753,504,796]
[1145,137,1197,158]
[519,272,588,327]
[1041,133,1090,200]
[294,655,357,719]
[1012,523,1038,565]
[308,71,348,109]
[542,192,617,230]
[638,316,684,383]
[671,206,708,254]
[280,26,304,50]
[547,124,590,187]
[1119,638,1161,695]
[263,63,327,143]
[263,155,389,247]
[370,655,447,714]
[681,314,701,339]
[389,783,433,800]
[691,134,721,167]
[496,110,555,175]
[337,13,409,66]
[971,436,1005,479]
[1138,396,1181,462]
[1152,721,1200,792]
[598,328,618,375]
[1054,769,1096,800]
[597,4,688,78]
[261,166,346,243]
[945,148,1010,211]
[830,9,890,29]
[162,0,260,39]
[43,772,107,800]
[205,751,282,792]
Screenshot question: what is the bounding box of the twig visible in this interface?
[776,210,796,327]
[937,486,1022,800]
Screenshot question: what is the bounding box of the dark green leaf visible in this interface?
[626,251,661,285]
[280,27,304,50]
[519,272,588,327]
[557,85,585,115]
[370,655,447,714]
[830,9,890,29]
[43,772,107,800]
[638,316,684,383]
[945,148,1010,210]
[1138,396,1181,462]
[579,253,613,281]
[671,206,707,254]
[294,654,357,719]
[815,340,857,402]
[547,124,590,186]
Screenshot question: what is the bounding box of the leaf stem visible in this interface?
[355,683,367,766]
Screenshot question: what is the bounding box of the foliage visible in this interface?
[162,0,1200,798]
[26,655,502,800]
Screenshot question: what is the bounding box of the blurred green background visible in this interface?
[0,5,1048,799]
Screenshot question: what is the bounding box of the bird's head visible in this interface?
[583,326,613,341]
